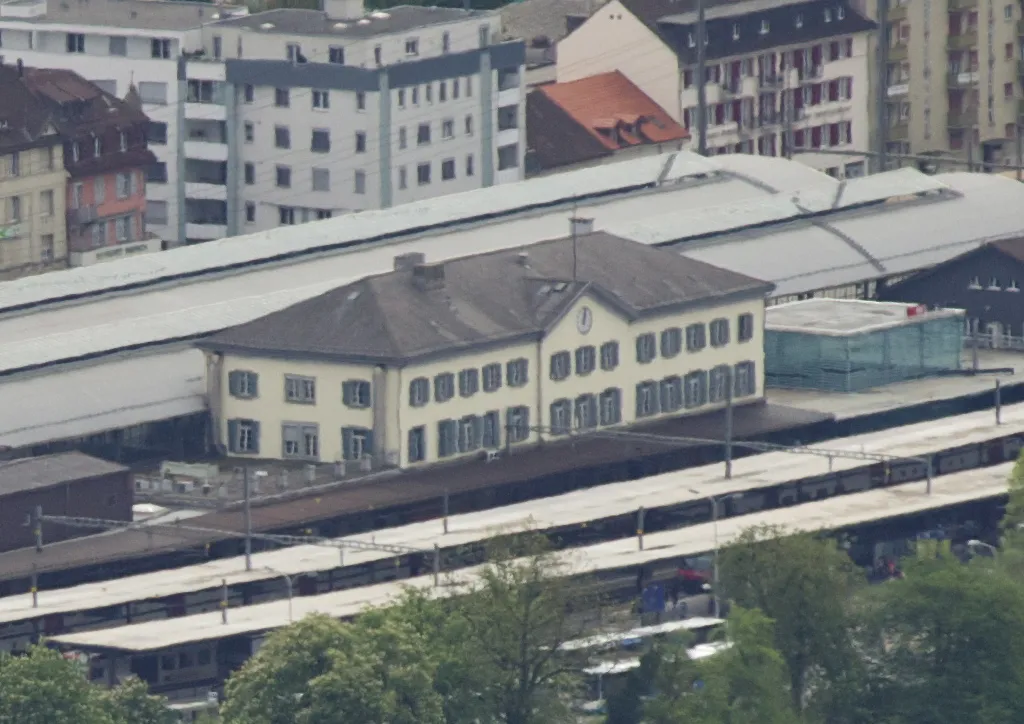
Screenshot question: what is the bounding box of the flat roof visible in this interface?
[0,453,126,496]
[3,401,1020,627]
[48,462,1011,652]
[0,0,247,31]
[213,6,484,37]
[765,298,965,336]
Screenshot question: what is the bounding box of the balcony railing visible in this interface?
[889,43,909,62]
[948,0,977,9]
[888,3,908,21]
[66,205,97,226]
[947,31,978,51]
[889,122,909,141]
[758,74,786,89]
[947,70,978,86]
[947,110,974,128]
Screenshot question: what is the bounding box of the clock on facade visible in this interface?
[576,306,593,334]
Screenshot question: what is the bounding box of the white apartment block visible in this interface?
[559,0,877,178]
[0,0,526,245]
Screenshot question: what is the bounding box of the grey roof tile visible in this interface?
[0,452,127,496]
[201,231,771,363]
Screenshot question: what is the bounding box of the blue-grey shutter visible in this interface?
[250,421,261,454]
[342,427,354,460]
[635,384,644,417]
[250,373,259,398]
[228,371,240,397]
[473,415,484,448]
[364,429,375,455]
[227,419,239,453]
[588,395,598,427]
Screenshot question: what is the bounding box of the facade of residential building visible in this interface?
[558,0,876,177]
[199,225,772,469]
[883,0,1024,168]
[0,0,525,246]
[526,70,689,175]
[12,67,158,267]
[0,63,68,278]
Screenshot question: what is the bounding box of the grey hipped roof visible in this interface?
[200,231,772,364]
[0,453,128,497]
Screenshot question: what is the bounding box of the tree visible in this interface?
[644,607,799,724]
[719,525,861,712]
[101,676,178,724]
[864,552,1024,724]
[0,646,113,724]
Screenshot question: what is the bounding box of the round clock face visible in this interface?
[577,306,593,334]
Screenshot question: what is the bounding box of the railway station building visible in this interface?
[199,224,774,468]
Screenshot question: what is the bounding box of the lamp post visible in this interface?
[689,490,742,619]
[264,568,295,623]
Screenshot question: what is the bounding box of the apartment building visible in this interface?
[884,0,1024,168]
[558,0,877,177]
[200,223,772,468]
[0,0,248,246]
[13,66,158,266]
[0,0,524,245]
[0,62,67,278]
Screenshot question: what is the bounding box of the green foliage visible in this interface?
[100,676,179,724]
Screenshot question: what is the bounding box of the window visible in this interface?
[245,202,256,223]
[635,333,657,363]
[212,35,222,59]
[506,406,530,443]
[408,426,426,463]
[244,85,254,103]
[282,423,319,460]
[313,167,330,191]
[708,365,730,403]
[684,370,708,408]
[398,167,408,189]
[442,119,454,139]
[434,372,456,402]
[397,126,408,150]
[285,374,316,403]
[466,154,475,176]
[92,221,106,246]
[482,363,502,392]
[115,216,130,242]
[459,368,479,397]
[575,345,596,375]
[571,394,595,431]
[148,201,169,225]
[355,131,366,153]
[138,82,168,105]
[709,318,730,347]
[417,163,431,185]
[40,189,54,217]
[227,419,260,454]
[550,351,571,380]
[437,158,455,182]
[498,144,519,170]
[311,129,331,153]
[465,115,474,135]
[275,125,291,149]
[738,313,755,342]
[600,341,619,371]
[342,380,371,408]
[635,381,659,418]
[426,83,433,103]
[109,36,127,56]
[244,163,255,185]
[276,166,292,188]
[660,376,683,413]
[438,419,458,457]
[275,88,290,107]
[686,323,706,351]
[599,388,622,425]
[405,38,419,56]
[92,176,106,204]
[147,122,168,144]
[417,123,431,145]
[93,136,103,157]
[409,377,429,406]
[151,38,171,59]
[341,427,373,461]
[660,327,682,358]
[482,411,501,448]
[356,91,366,110]
[8,196,20,223]
[116,172,131,199]
[507,358,528,387]
[453,79,461,98]
[313,90,330,109]
[550,399,572,435]
[459,415,482,452]
[66,33,85,53]
[412,87,420,104]
[467,77,473,96]
[442,31,451,53]
[227,370,259,399]
[329,46,345,64]
[398,89,406,107]
[439,81,448,103]
[279,206,296,225]
[734,361,756,397]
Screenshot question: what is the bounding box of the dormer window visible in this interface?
[687,32,695,48]
[119,131,127,152]
[968,276,981,289]
[824,8,832,21]
[94,136,101,156]
[795,13,803,28]
[71,141,80,161]
[988,277,1001,290]
[732,23,740,40]
[760,19,770,34]
[1008,279,1020,292]
[837,6,845,19]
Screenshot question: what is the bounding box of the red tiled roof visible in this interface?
[536,70,689,151]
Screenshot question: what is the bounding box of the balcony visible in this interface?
[759,75,786,90]
[948,0,977,8]
[948,70,978,86]
[757,110,781,127]
[798,65,824,83]
[888,2,907,21]
[889,43,908,62]
[947,109,974,129]
[889,123,909,141]
[69,234,162,267]
[1018,59,1024,77]
[66,205,98,226]
[185,222,227,240]
[947,31,978,51]
[887,83,909,97]
[1018,18,1024,36]
[184,140,229,162]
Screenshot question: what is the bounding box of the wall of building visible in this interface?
[0,144,68,278]
[557,0,682,123]
[67,169,148,257]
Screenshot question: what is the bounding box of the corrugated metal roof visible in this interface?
[0,453,127,496]
[834,167,951,208]
[0,151,721,314]
[0,350,206,449]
